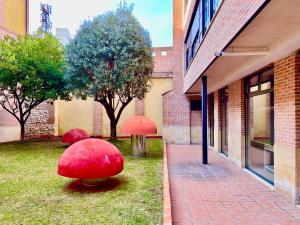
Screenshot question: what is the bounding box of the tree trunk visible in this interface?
[110,120,117,139]
[20,122,25,141]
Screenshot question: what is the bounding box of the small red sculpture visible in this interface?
[120,116,157,157]
[58,139,124,182]
[120,116,157,135]
[62,128,90,145]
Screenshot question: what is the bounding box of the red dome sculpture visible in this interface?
[120,116,157,135]
[58,138,124,179]
[62,128,90,145]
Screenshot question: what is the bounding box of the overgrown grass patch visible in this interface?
[0,138,163,225]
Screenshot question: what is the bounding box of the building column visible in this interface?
[94,102,103,137]
[202,76,208,164]
[274,51,300,204]
[228,80,245,168]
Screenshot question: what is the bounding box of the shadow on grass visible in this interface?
[63,177,126,193]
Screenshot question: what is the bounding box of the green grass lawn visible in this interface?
[0,138,163,225]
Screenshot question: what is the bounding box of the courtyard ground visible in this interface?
[0,139,163,225]
[167,144,300,225]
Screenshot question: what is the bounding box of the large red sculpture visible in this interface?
[62,128,90,145]
[58,139,124,182]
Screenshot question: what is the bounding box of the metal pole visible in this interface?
[202,76,208,164]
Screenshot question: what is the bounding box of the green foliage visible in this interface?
[0,32,69,139]
[65,2,154,136]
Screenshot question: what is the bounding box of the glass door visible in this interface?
[220,87,228,156]
[245,69,274,184]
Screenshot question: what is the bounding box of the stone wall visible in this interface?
[25,102,55,138]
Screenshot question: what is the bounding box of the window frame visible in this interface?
[184,0,222,70]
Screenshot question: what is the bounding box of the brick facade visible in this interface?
[213,91,221,153]
[94,102,103,137]
[163,0,191,144]
[228,80,245,167]
[173,0,300,206]
[183,0,267,92]
[25,102,55,138]
[274,51,300,204]
[152,47,173,74]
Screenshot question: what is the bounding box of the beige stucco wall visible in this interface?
[4,0,26,35]
[55,77,172,137]
[163,126,191,144]
[55,98,94,136]
[144,77,173,136]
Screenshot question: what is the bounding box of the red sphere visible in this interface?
[58,139,124,179]
[62,128,90,145]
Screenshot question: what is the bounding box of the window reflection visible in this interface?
[246,69,274,183]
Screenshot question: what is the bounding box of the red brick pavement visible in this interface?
[167,145,300,225]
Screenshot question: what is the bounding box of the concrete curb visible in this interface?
[163,141,172,225]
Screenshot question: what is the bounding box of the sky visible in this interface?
[29,0,173,47]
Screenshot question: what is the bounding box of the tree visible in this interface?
[0,32,69,140]
[65,2,154,138]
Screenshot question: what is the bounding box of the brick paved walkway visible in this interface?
[167,145,300,225]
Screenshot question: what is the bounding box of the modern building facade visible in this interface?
[165,0,300,204]
[0,0,28,142]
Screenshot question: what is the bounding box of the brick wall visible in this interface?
[94,102,103,137]
[213,91,221,152]
[25,102,55,138]
[152,47,173,73]
[162,0,191,144]
[190,110,202,144]
[190,110,201,127]
[274,51,300,204]
[228,79,245,167]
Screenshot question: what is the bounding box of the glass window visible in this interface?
[204,0,211,33]
[261,82,271,91]
[192,32,199,56]
[212,0,221,15]
[191,100,202,111]
[250,85,259,93]
[246,69,274,184]
[185,0,221,70]
[220,87,228,156]
[209,94,214,147]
